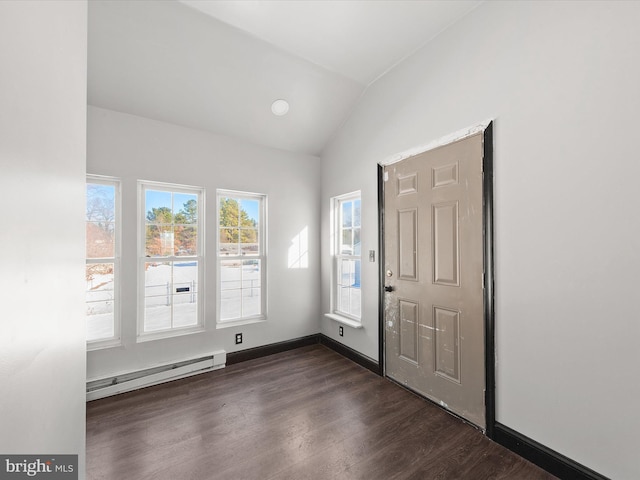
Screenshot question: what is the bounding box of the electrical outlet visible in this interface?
[339,326,344,337]
[235,333,243,344]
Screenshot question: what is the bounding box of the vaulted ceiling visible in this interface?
[88,0,482,156]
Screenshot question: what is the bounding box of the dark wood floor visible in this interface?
[87,345,556,480]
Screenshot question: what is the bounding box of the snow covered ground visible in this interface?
[86,261,262,340]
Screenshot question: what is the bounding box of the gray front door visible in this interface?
[383,132,486,428]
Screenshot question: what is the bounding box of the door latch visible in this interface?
[384,285,394,292]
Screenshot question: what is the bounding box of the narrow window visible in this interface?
[139,181,204,339]
[217,190,266,324]
[333,192,361,320]
[86,175,120,348]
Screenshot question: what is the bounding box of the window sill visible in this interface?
[216,317,266,329]
[87,338,122,351]
[324,313,363,329]
[137,325,205,343]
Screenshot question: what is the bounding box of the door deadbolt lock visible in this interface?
[386,270,393,277]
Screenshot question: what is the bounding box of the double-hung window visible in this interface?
[217,190,266,324]
[86,175,120,348]
[139,181,204,338]
[333,192,361,321]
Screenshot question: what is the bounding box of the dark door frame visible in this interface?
[377,122,495,438]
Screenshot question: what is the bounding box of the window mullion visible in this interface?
[239,258,244,319]
[170,261,174,329]
[86,258,115,264]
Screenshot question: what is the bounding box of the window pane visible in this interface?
[240,228,259,255]
[174,193,198,224]
[173,261,198,328]
[243,288,261,317]
[175,226,197,256]
[220,259,262,321]
[145,190,172,223]
[336,258,360,317]
[240,199,259,228]
[220,260,242,320]
[144,262,172,332]
[354,199,361,227]
[242,259,261,288]
[354,228,361,256]
[220,289,241,321]
[219,197,240,227]
[145,226,159,256]
[341,229,353,254]
[338,286,350,314]
[146,225,173,257]
[86,182,116,261]
[219,228,239,255]
[86,263,114,341]
[220,260,242,290]
[350,287,361,317]
[242,260,262,317]
[353,259,361,287]
[338,258,353,287]
[86,183,115,223]
[86,221,115,258]
[342,201,352,228]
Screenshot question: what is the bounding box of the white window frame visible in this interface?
[216,190,267,327]
[86,175,121,350]
[326,191,362,327]
[137,180,205,341]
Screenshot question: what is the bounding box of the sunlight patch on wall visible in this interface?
[288,226,309,269]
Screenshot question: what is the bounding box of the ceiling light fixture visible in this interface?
[271,99,289,116]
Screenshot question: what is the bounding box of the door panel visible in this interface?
[384,133,485,428]
[398,208,418,280]
[399,299,419,363]
[434,306,460,382]
[433,201,459,286]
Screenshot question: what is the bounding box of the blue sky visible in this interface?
[238,199,259,223]
[145,190,196,215]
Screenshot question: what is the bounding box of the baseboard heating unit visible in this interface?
[86,351,226,401]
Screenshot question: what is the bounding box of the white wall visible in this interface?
[87,106,321,379]
[320,1,640,478]
[0,0,87,476]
